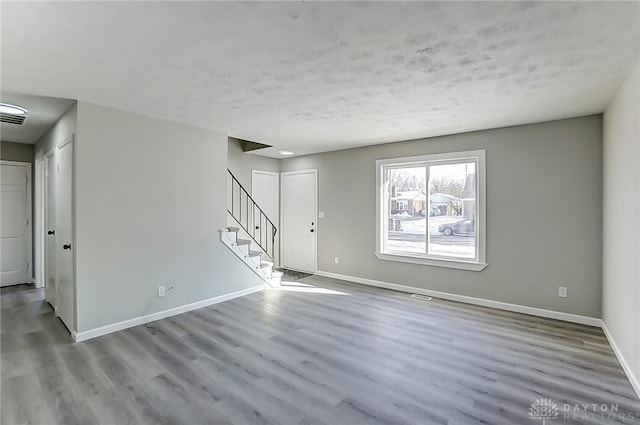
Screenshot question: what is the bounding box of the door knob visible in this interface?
[47,230,55,235]
[62,244,71,250]
[310,229,315,233]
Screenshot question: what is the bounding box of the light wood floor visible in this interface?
[2,276,639,425]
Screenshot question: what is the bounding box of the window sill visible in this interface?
[375,252,487,271]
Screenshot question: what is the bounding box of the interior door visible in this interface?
[281,170,317,273]
[252,170,279,226]
[44,152,57,307]
[56,139,75,332]
[252,170,279,260]
[0,162,31,286]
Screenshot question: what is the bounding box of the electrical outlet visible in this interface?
[334,256,339,264]
[558,286,568,298]
[157,286,166,297]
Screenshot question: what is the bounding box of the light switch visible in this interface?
[319,211,325,219]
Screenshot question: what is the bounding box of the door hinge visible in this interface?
[26,262,30,272]
[26,218,29,226]
[57,164,61,174]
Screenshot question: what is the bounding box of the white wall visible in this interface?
[75,102,264,332]
[603,62,640,395]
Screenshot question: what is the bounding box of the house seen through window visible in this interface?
[376,150,486,270]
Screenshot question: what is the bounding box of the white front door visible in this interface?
[0,162,32,286]
[44,152,57,307]
[56,139,75,332]
[281,169,317,273]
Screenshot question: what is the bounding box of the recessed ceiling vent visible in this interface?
[0,113,27,125]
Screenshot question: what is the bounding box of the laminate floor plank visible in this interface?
[103,331,170,379]
[2,276,639,424]
[43,382,100,425]
[84,388,146,425]
[1,372,53,425]
[149,372,235,425]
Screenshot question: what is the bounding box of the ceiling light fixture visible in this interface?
[0,103,27,115]
[279,150,295,156]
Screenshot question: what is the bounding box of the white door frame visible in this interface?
[44,149,57,308]
[0,160,33,286]
[280,169,318,273]
[34,158,45,288]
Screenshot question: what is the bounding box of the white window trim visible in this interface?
[375,149,487,271]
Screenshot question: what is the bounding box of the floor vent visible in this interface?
[410,293,432,301]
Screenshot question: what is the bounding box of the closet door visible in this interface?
[0,162,31,286]
[56,138,75,332]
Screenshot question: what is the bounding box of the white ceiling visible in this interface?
[1,2,638,157]
[0,92,75,144]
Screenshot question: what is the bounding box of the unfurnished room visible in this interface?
[0,1,639,424]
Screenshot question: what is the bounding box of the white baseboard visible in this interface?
[602,322,640,399]
[315,271,602,327]
[74,285,265,343]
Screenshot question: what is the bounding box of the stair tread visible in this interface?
[219,230,279,286]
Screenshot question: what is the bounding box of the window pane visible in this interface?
[428,162,476,259]
[386,167,426,254]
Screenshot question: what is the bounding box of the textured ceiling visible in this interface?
[1,2,638,157]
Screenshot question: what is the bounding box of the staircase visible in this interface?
[220,170,283,287]
[219,227,282,287]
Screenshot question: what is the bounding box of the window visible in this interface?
[376,150,486,271]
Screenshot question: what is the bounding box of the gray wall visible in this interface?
[282,116,603,318]
[228,137,281,191]
[75,102,264,332]
[1,141,34,163]
[1,141,35,205]
[603,62,639,387]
